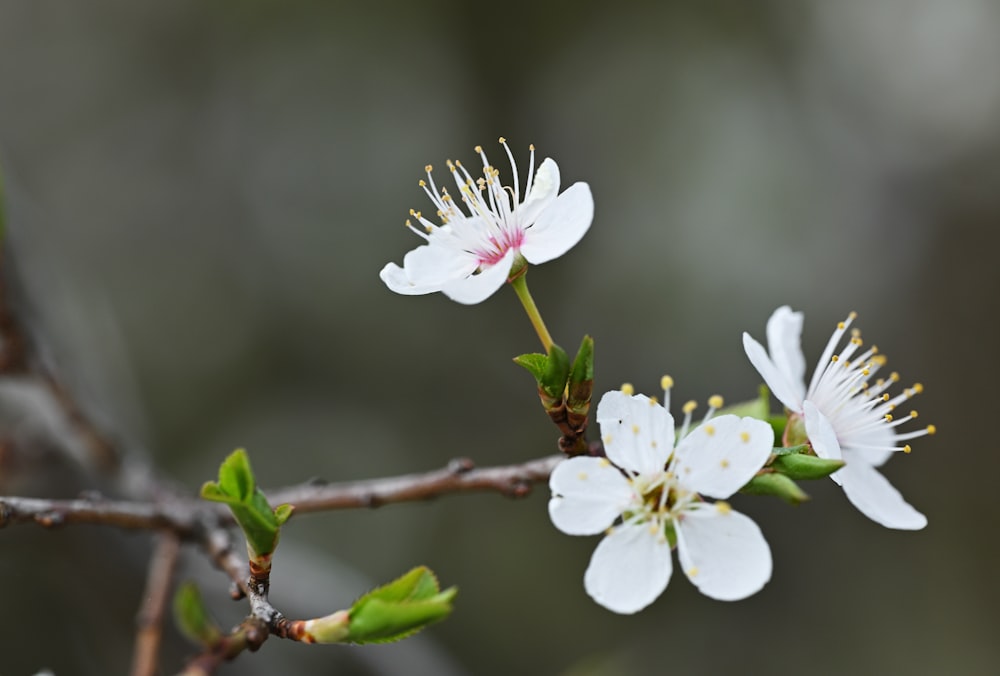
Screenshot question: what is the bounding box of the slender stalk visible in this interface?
[130,533,182,676]
[509,272,554,352]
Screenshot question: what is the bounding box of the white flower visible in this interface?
[743,306,935,530]
[379,138,594,304]
[549,388,774,614]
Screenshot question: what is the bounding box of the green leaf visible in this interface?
[566,335,594,415]
[741,472,809,505]
[772,453,844,480]
[345,566,457,644]
[173,582,221,646]
[512,353,548,382]
[540,343,570,400]
[201,448,285,558]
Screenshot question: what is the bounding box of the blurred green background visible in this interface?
[1,1,998,674]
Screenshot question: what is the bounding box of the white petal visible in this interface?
[379,244,477,295]
[440,249,515,304]
[583,521,673,614]
[519,183,594,265]
[803,400,842,463]
[519,158,561,225]
[672,416,774,499]
[676,506,772,601]
[549,457,634,536]
[765,306,807,397]
[742,332,804,413]
[595,391,673,475]
[837,451,927,530]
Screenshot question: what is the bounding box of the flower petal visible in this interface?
[837,451,927,530]
[380,243,477,295]
[766,306,807,399]
[440,249,516,304]
[803,400,842,461]
[549,457,634,536]
[519,182,594,265]
[676,505,772,601]
[583,521,672,614]
[742,332,804,413]
[519,158,561,225]
[595,391,674,476]
[672,416,774,499]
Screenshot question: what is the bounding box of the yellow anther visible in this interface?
[599,458,611,467]
[910,410,918,418]
[837,322,846,330]
[404,219,412,227]
[455,159,463,168]
[890,372,900,382]
[927,424,937,435]
[715,501,732,515]
[631,424,640,435]
[683,400,698,414]
[687,567,699,577]
[740,431,750,443]
[708,395,724,409]
[832,355,840,363]
[529,143,535,151]
[720,459,730,469]
[903,445,912,454]
[620,383,635,395]
[661,375,674,390]
[419,179,427,187]
[861,368,870,376]
[577,472,588,481]
[704,425,716,437]
[888,404,896,411]
[848,311,858,320]
[474,145,482,153]
[884,414,893,422]
[425,164,433,173]
[913,383,924,394]
[871,345,879,354]
[881,393,890,402]
[498,136,506,143]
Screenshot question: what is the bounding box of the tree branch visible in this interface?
[130,532,182,676]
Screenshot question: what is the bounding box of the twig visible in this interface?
[267,454,563,513]
[130,532,182,676]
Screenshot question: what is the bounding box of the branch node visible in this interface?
[447,457,475,474]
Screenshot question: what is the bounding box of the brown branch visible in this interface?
[267,454,563,513]
[130,532,182,676]
[0,494,202,533]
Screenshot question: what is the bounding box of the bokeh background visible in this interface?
[1,1,998,674]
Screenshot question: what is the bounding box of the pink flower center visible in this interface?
[476,228,525,267]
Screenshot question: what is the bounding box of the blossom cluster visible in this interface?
[381,139,934,615]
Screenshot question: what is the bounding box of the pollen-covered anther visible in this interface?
[708,395,724,409]
[498,136,506,143]
[715,501,732,515]
[884,414,893,422]
[661,375,674,390]
[913,383,924,394]
[903,445,912,454]
[683,400,698,414]
[926,425,937,435]
[620,383,635,395]
[910,410,918,419]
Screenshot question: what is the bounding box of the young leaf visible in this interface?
[741,472,809,504]
[173,581,221,646]
[566,335,594,415]
[772,453,845,480]
[346,566,457,644]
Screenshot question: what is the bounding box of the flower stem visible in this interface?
[510,273,554,352]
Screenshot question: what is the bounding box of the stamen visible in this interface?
[621,383,635,396]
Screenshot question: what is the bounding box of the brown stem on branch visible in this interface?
[130,532,182,676]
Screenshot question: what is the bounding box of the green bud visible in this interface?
[566,335,594,417]
[741,472,809,505]
[345,566,457,644]
[783,413,808,447]
[173,581,221,646]
[513,343,571,410]
[201,448,292,560]
[772,453,845,480]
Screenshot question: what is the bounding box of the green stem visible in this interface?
[510,272,554,352]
